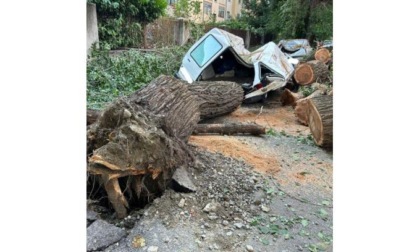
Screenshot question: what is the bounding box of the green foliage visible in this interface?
[308,3,333,41]
[174,0,201,18]
[241,0,273,35]
[89,0,167,49]
[297,134,316,146]
[301,85,315,97]
[87,46,188,109]
[241,0,332,43]
[217,19,250,31]
[270,0,309,40]
[189,22,206,41]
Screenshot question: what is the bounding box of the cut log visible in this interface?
[293,60,329,86]
[307,95,333,148]
[294,99,310,126]
[193,123,265,136]
[294,90,324,126]
[314,48,331,64]
[87,76,245,218]
[279,88,304,107]
[188,81,244,120]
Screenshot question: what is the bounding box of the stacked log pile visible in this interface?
[282,48,333,149]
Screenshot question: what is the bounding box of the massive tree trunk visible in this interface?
[86,76,244,218]
[193,123,265,136]
[87,75,200,218]
[314,48,331,64]
[86,81,244,126]
[189,81,244,120]
[293,60,329,86]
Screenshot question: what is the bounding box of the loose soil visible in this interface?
[87,90,333,252]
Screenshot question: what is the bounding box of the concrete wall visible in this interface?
[147,18,190,47]
[174,18,190,46]
[86,3,99,55]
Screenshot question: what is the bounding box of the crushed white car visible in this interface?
[277,39,313,60]
[176,28,298,103]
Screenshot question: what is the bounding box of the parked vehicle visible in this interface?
[322,40,333,50]
[278,39,312,60]
[176,28,297,103]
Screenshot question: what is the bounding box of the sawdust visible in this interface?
[188,135,282,175]
[229,105,310,137]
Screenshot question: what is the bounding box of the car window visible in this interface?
[190,35,223,67]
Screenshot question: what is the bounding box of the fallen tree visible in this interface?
[293,60,329,86]
[87,75,244,218]
[87,109,101,125]
[193,123,265,136]
[87,81,244,125]
[294,95,333,148]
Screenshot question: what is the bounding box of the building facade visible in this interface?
[167,0,242,23]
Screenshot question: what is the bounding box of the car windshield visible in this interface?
[190,35,223,67]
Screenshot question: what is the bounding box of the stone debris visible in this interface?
[86,219,126,251]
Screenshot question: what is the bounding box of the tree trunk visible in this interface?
[86,81,244,126]
[280,88,304,107]
[193,123,265,136]
[293,60,329,86]
[87,76,244,218]
[188,81,244,120]
[87,109,101,125]
[314,48,331,64]
[87,75,201,218]
[307,95,333,148]
[294,90,324,126]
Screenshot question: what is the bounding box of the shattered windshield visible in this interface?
[190,35,223,67]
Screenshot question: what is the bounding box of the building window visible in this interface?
[204,2,212,15]
[227,11,231,19]
[239,0,241,4]
[218,6,225,18]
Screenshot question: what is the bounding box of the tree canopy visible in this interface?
[236,0,333,44]
[89,0,167,49]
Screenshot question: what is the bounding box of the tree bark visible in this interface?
[294,60,329,86]
[280,88,304,107]
[193,123,265,136]
[294,90,324,126]
[188,81,244,120]
[87,75,201,218]
[87,109,101,125]
[86,81,244,126]
[307,95,333,148]
[314,48,331,64]
[86,76,244,218]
